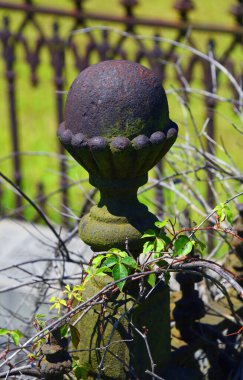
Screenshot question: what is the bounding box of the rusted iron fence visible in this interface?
[0,0,242,225]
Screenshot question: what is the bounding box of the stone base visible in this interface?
[75,275,170,379]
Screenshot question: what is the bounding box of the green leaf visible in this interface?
[59,299,67,307]
[154,220,168,229]
[73,284,85,292]
[173,235,194,257]
[70,325,81,349]
[159,232,171,246]
[214,203,225,222]
[164,271,171,285]
[154,237,165,252]
[72,356,79,367]
[225,204,233,224]
[60,324,68,337]
[112,263,128,291]
[121,256,138,269]
[74,365,88,380]
[49,296,57,303]
[35,314,45,320]
[36,320,46,329]
[96,267,111,276]
[147,273,156,287]
[0,329,23,345]
[10,330,24,346]
[102,257,118,268]
[156,259,168,268]
[0,329,9,336]
[142,229,156,238]
[118,251,127,258]
[194,236,206,252]
[143,241,155,254]
[65,284,71,292]
[73,293,83,301]
[108,248,121,254]
[92,255,105,267]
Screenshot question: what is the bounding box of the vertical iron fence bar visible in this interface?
[50,22,68,226]
[33,182,46,223]
[2,17,22,212]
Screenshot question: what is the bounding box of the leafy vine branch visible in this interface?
[1,183,243,377]
[0,258,242,377]
[0,261,242,378]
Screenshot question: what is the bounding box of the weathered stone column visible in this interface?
[58,60,178,379]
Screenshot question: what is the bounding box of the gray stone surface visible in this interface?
[0,219,92,331]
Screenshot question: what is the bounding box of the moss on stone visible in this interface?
[75,276,170,379]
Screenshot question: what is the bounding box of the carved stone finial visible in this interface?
[58,60,178,253]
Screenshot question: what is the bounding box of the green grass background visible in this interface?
[0,0,242,226]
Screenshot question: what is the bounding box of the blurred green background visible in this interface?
[0,0,242,226]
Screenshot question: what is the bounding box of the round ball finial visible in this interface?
[64,60,169,140]
[58,60,178,252]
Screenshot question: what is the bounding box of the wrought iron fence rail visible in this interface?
[0,1,242,35]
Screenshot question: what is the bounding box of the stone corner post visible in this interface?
[58,60,178,379]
